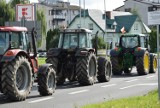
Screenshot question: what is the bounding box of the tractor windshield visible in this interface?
[121,36,138,48]
[0,32,9,55]
[58,33,87,49]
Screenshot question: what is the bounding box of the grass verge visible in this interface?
[82,90,160,108]
[38,57,46,66]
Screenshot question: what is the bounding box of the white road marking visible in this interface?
[28,97,53,103]
[126,79,138,83]
[101,84,117,88]
[120,83,158,90]
[68,90,89,95]
[146,75,155,79]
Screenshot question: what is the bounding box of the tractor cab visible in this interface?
[58,29,93,49]
[119,34,149,49]
[0,27,37,60]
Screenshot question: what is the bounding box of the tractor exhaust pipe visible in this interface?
[95,31,99,56]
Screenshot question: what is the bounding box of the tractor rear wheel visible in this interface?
[110,57,122,75]
[149,54,157,73]
[38,66,56,96]
[76,52,97,85]
[1,56,32,101]
[97,57,112,82]
[136,51,149,75]
[46,57,65,85]
[0,71,2,93]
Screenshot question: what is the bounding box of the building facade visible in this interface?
[36,1,80,49]
[114,0,160,25]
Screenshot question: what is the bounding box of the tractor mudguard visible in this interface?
[75,48,94,57]
[1,49,29,62]
[134,48,147,57]
[150,53,157,57]
[38,64,54,75]
[110,49,120,57]
[47,48,62,57]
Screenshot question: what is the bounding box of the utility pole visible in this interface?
[104,0,106,30]
[157,25,160,100]
[83,0,85,28]
[79,0,81,28]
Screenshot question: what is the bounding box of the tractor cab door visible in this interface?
[10,32,28,51]
[140,36,149,49]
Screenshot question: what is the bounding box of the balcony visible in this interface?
[53,15,65,20]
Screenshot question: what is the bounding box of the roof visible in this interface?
[69,9,105,33]
[143,23,151,33]
[115,0,160,10]
[60,28,92,33]
[0,26,27,32]
[115,15,137,32]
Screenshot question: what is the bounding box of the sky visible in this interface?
[28,0,124,11]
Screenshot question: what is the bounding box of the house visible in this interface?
[68,9,105,37]
[114,0,160,25]
[68,9,151,50]
[105,14,151,49]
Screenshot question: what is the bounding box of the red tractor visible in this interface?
[0,26,56,101]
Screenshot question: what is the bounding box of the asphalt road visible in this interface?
[0,68,158,108]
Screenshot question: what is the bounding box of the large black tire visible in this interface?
[1,56,32,101]
[76,53,97,85]
[136,51,150,75]
[97,57,112,82]
[110,57,123,75]
[46,57,65,85]
[38,66,56,96]
[149,54,157,73]
[0,70,2,93]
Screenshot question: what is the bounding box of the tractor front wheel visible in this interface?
[38,66,56,96]
[1,56,32,101]
[97,57,112,82]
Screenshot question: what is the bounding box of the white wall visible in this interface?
[68,17,104,36]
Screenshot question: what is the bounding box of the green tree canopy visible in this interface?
[36,9,47,47]
[149,27,157,53]
[46,29,60,50]
[10,0,30,7]
[0,0,15,26]
[92,36,106,49]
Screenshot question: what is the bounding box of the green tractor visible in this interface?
[46,28,112,85]
[110,34,157,75]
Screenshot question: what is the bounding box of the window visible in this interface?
[79,33,87,48]
[121,36,138,48]
[134,23,138,30]
[49,10,52,15]
[88,23,93,30]
[11,32,21,49]
[0,32,9,55]
[125,8,131,12]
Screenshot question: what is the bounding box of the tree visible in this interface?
[36,9,47,47]
[10,0,30,7]
[149,27,157,53]
[92,36,106,49]
[46,29,60,50]
[0,1,15,26]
